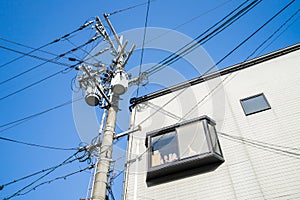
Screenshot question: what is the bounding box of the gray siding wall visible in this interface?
[123,50,300,200]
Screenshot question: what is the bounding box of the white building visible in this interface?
[122,43,300,200]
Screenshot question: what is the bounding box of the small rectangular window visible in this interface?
[240,93,271,116]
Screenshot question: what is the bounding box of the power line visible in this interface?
[0,37,61,58]
[0,136,77,150]
[0,58,63,87]
[0,67,70,102]
[0,97,83,133]
[138,0,150,75]
[256,15,300,56]
[0,143,117,194]
[246,7,300,59]
[218,132,300,152]
[135,0,151,108]
[144,0,261,76]
[107,187,116,200]
[0,36,102,101]
[0,151,84,190]
[2,143,115,198]
[171,0,233,30]
[0,35,101,87]
[108,0,156,16]
[0,19,95,69]
[0,30,100,67]
[17,164,95,197]
[3,150,83,199]
[148,0,262,75]
[147,102,183,121]
[144,0,233,46]
[204,0,296,71]
[64,36,103,64]
[0,45,72,67]
[175,0,300,158]
[218,132,300,159]
[147,0,298,77]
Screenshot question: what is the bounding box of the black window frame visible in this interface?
[240,93,271,116]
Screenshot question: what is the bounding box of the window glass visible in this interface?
[208,123,221,155]
[176,122,209,160]
[241,93,271,115]
[151,131,179,167]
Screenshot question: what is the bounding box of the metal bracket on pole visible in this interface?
[104,13,123,48]
[123,44,136,68]
[128,72,148,87]
[113,125,141,140]
[95,16,117,55]
[114,40,128,66]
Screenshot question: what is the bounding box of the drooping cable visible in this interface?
[0,97,82,134]
[0,144,118,194]
[16,165,95,197]
[245,7,300,59]
[147,102,182,121]
[0,151,84,190]
[218,132,300,159]
[64,36,102,64]
[107,186,116,200]
[0,35,102,101]
[144,0,260,76]
[256,15,300,56]
[0,136,77,150]
[0,68,70,101]
[0,37,62,58]
[3,150,84,199]
[0,20,95,69]
[0,35,100,86]
[0,45,72,67]
[145,0,233,45]
[135,0,150,98]
[108,0,155,16]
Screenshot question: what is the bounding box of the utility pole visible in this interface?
[92,93,119,200]
[77,14,137,200]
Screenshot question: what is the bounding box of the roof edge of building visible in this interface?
[129,42,300,110]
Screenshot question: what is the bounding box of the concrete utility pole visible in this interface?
[77,14,138,200]
[92,94,119,199]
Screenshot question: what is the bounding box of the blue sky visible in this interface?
[0,0,300,199]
